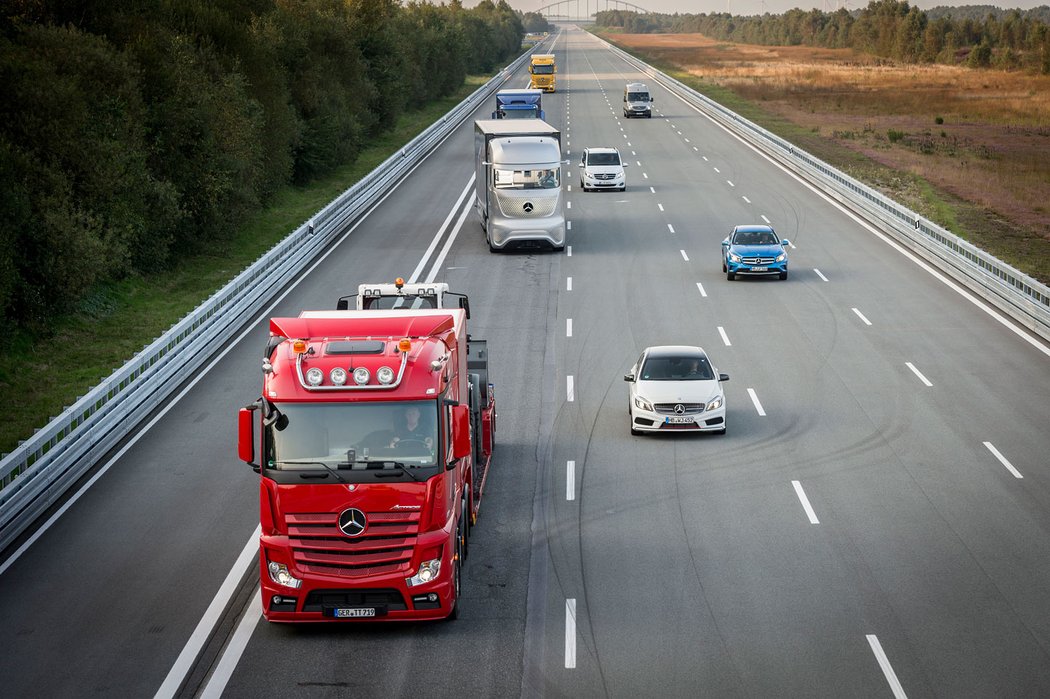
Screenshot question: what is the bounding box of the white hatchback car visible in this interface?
[624,346,729,435]
[579,147,626,192]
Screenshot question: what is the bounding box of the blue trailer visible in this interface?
[491,89,545,120]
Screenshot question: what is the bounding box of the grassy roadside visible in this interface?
[593,29,1050,285]
[0,75,489,458]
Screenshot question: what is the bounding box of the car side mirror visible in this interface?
[650,97,655,102]
[718,373,730,382]
[579,161,585,167]
[623,373,635,382]
[781,239,790,247]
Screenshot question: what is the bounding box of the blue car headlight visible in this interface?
[728,252,742,263]
[776,253,786,262]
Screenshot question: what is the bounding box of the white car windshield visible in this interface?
[494,167,560,189]
[641,356,714,381]
[587,153,620,166]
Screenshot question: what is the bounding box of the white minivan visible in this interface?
[623,82,653,118]
[579,147,627,192]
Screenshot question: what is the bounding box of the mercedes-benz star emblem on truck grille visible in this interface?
[523,201,534,213]
[674,404,686,414]
[338,508,367,537]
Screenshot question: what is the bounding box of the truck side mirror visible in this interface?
[450,405,471,463]
[238,405,259,470]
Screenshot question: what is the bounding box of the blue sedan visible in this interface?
[721,225,790,280]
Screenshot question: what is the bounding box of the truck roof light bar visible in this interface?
[295,350,408,391]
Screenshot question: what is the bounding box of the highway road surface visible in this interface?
[2,26,1049,699]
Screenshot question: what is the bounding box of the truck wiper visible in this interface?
[360,460,421,482]
[277,460,349,484]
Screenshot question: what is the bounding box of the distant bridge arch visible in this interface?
[537,0,652,22]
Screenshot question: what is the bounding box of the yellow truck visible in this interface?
[529,54,556,93]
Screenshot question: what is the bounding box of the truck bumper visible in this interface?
[490,217,565,250]
[259,540,456,622]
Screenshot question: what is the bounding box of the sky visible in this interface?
[475,1,1048,18]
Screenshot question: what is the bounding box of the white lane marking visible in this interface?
[867,635,908,699]
[567,201,571,209]
[565,599,577,668]
[667,224,675,233]
[670,123,675,128]
[792,481,820,524]
[567,246,572,257]
[693,146,698,151]
[567,318,573,337]
[408,176,476,288]
[702,155,708,161]
[713,167,721,173]
[567,221,572,230]
[761,215,771,223]
[567,185,572,192]
[627,141,632,146]
[636,160,642,166]
[567,461,575,501]
[905,362,932,387]
[658,203,664,212]
[567,276,573,291]
[742,195,751,204]
[727,180,735,187]
[696,282,708,298]
[198,590,262,699]
[788,240,797,249]
[747,388,766,416]
[623,134,628,139]
[424,195,475,283]
[852,308,873,326]
[814,268,829,282]
[649,187,656,194]
[680,250,690,261]
[567,376,575,402]
[643,172,649,179]
[717,326,731,346]
[677,130,683,135]
[154,527,260,699]
[984,442,1023,479]
[632,151,636,155]
[685,138,690,143]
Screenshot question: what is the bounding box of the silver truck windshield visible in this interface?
[269,400,438,469]
[494,167,560,189]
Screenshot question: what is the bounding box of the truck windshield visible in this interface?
[628,92,649,102]
[494,167,560,189]
[503,107,538,119]
[268,400,439,469]
[532,65,554,74]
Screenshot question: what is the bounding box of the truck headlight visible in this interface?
[729,252,742,263]
[634,396,653,412]
[377,366,395,385]
[706,394,724,411]
[305,368,323,386]
[330,367,347,385]
[776,253,786,262]
[353,367,370,385]
[267,561,302,589]
[406,559,441,587]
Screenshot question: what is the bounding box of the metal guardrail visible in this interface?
[597,36,1050,342]
[0,45,543,554]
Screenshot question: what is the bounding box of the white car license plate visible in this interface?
[750,266,768,272]
[334,608,375,618]
[665,416,694,425]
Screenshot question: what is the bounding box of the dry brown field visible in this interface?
[608,32,1050,279]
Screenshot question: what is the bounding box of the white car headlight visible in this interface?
[267,561,302,589]
[729,252,742,263]
[406,558,442,587]
[776,253,786,262]
[634,396,653,412]
[706,394,724,411]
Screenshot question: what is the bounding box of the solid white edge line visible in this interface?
[198,589,262,699]
[425,196,475,283]
[567,460,575,501]
[696,282,707,298]
[655,74,1050,358]
[407,176,475,284]
[718,326,731,346]
[565,598,577,669]
[791,481,820,524]
[153,526,260,699]
[852,308,873,326]
[905,362,933,387]
[814,268,829,282]
[866,634,909,699]
[680,250,690,261]
[747,388,766,416]
[567,375,575,402]
[984,441,1023,479]
[567,318,573,337]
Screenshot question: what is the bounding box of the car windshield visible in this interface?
[734,230,779,245]
[640,356,714,381]
[587,152,620,166]
[532,64,554,74]
[267,400,438,469]
[627,92,649,101]
[494,167,560,189]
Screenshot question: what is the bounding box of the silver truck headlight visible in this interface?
[406,559,441,587]
[268,561,302,589]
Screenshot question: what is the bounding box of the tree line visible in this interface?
[0,0,524,331]
[596,0,1050,72]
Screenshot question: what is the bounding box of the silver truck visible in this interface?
[473,119,565,252]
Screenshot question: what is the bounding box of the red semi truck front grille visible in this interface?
[286,511,420,578]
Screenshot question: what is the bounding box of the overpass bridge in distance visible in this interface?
[537,0,651,21]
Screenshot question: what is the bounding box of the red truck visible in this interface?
[238,282,495,621]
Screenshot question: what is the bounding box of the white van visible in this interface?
[624,83,653,118]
